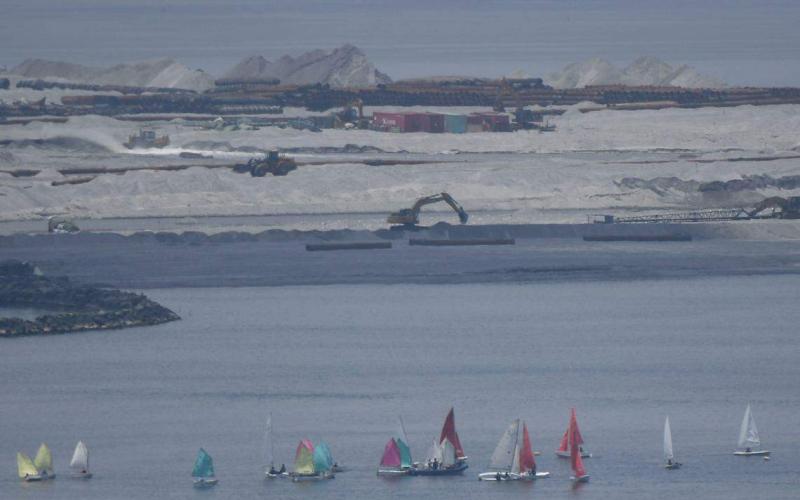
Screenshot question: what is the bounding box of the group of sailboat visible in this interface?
[478,418,549,481]
[408,408,469,476]
[17,442,91,482]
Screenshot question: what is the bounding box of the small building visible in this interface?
[373,111,444,133]
[443,114,467,134]
[468,112,511,132]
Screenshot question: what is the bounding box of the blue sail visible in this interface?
[396,439,412,468]
[192,448,215,478]
[313,442,333,472]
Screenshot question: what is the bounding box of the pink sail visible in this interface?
[380,438,402,467]
[295,439,314,460]
[439,407,465,458]
[519,422,536,473]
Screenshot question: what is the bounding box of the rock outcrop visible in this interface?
[547,56,726,89]
[221,44,391,87]
[8,58,214,92]
[0,260,179,337]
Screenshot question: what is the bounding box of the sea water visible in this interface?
[0,275,798,499]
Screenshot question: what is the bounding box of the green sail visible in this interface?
[396,439,412,468]
[192,448,215,478]
[313,442,332,472]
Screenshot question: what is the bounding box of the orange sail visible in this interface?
[439,407,465,458]
[570,413,587,477]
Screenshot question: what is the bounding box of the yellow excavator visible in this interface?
[387,192,469,227]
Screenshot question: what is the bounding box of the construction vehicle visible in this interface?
[123,129,170,149]
[233,150,297,177]
[387,193,469,227]
[47,216,79,234]
[746,196,800,219]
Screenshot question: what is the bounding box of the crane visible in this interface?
[387,193,469,227]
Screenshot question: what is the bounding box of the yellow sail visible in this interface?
[295,446,315,475]
[33,443,53,473]
[17,452,38,478]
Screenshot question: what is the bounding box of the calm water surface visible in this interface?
[1,275,798,499]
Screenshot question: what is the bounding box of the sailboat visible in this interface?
[556,408,591,458]
[291,439,334,482]
[33,443,55,480]
[478,419,550,481]
[569,415,590,483]
[69,441,92,478]
[410,407,468,476]
[378,416,413,476]
[734,404,770,456]
[264,414,288,479]
[663,417,682,469]
[17,452,43,482]
[192,448,218,487]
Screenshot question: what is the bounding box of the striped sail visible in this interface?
[294,440,315,475]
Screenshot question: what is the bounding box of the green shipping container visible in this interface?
[443,114,467,134]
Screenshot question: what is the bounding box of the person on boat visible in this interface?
[531,463,537,476]
[667,459,673,466]
[745,447,752,453]
[504,472,510,479]
[432,458,439,470]
[496,472,502,481]
[279,464,286,474]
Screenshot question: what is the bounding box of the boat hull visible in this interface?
[193,478,218,488]
[265,471,289,479]
[665,463,682,470]
[556,450,591,458]
[478,471,550,481]
[410,462,468,476]
[22,474,44,482]
[734,450,770,456]
[572,474,591,483]
[70,471,93,479]
[377,467,410,476]
[291,472,334,482]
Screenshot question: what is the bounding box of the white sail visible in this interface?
[441,438,456,467]
[510,438,522,474]
[264,413,274,468]
[488,419,520,472]
[737,404,761,449]
[70,441,89,471]
[663,417,674,461]
[396,415,410,446]
[427,439,443,463]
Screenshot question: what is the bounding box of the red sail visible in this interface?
[439,407,465,458]
[557,428,569,452]
[570,413,587,477]
[570,408,585,446]
[379,438,402,467]
[519,422,536,473]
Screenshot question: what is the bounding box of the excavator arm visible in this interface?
[388,192,469,226]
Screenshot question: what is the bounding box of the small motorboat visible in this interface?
[192,448,218,488]
[734,404,770,456]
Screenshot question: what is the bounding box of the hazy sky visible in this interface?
[2,0,799,85]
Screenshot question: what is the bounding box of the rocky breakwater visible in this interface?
[0,260,179,337]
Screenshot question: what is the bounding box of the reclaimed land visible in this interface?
[0,260,179,337]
